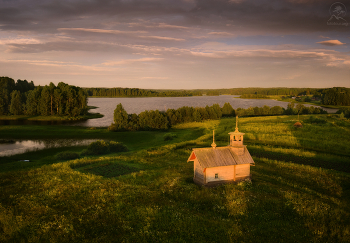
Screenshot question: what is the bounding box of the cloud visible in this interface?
[102,57,164,66]
[189,46,350,68]
[0,38,42,45]
[1,0,350,89]
[138,36,186,41]
[58,28,146,35]
[1,0,347,35]
[190,47,329,59]
[208,32,234,36]
[5,40,134,53]
[317,40,346,46]
[157,23,191,30]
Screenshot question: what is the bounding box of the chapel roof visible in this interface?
[187,146,254,168]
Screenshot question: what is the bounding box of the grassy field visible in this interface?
[0,115,349,242]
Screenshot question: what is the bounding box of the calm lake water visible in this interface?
[0,139,98,157]
[75,95,335,127]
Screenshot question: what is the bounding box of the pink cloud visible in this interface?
[317,40,346,46]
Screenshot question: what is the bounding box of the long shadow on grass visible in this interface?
[73,161,142,178]
[249,147,350,173]
[288,116,350,173]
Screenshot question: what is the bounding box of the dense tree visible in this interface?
[270,106,284,115]
[262,105,270,115]
[26,87,42,115]
[54,89,63,115]
[9,90,23,115]
[48,82,56,115]
[84,87,201,98]
[322,87,350,106]
[0,77,87,117]
[221,102,235,117]
[212,104,222,118]
[138,110,169,130]
[0,77,16,115]
[15,79,34,93]
[113,103,129,130]
[39,86,51,116]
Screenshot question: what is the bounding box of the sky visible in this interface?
[0,0,349,89]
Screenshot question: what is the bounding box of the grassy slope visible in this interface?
[0,116,350,242]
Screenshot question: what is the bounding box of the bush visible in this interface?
[108,141,128,152]
[83,140,128,155]
[306,116,327,124]
[107,124,118,132]
[87,140,109,155]
[163,133,177,141]
[56,151,80,160]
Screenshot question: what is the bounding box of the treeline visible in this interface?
[236,103,327,117]
[85,87,324,98]
[197,88,323,96]
[109,102,327,131]
[109,103,234,131]
[322,87,350,106]
[240,94,269,99]
[0,76,88,117]
[229,88,322,96]
[84,87,202,97]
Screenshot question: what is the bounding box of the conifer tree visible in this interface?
[10,90,23,115]
[221,102,234,117]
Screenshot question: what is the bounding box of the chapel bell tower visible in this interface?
[229,116,245,147]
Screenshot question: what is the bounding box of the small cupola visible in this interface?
[228,116,245,147]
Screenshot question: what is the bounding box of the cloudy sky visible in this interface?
[0,0,349,89]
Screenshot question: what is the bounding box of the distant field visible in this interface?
[0,115,349,242]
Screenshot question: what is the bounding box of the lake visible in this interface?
[75,95,335,127]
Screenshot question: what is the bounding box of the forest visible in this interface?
[109,102,327,131]
[321,87,350,106]
[84,87,202,97]
[0,77,88,117]
[84,87,321,97]
[195,87,324,97]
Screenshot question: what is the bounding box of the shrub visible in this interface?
[108,141,128,152]
[163,133,177,141]
[306,116,327,124]
[56,151,80,160]
[83,140,128,155]
[108,124,118,132]
[87,140,109,155]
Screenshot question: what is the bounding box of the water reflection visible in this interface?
[0,139,97,157]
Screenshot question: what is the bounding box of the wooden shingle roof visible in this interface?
[187,146,254,168]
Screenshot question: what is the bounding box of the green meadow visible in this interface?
[0,115,350,242]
